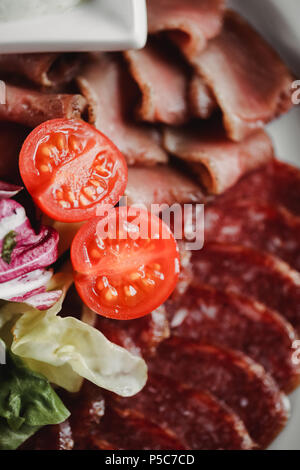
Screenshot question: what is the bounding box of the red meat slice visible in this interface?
[109,373,254,450]
[91,404,186,450]
[192,243,300,334]
[0,53,82,87]
[192,11,294,141]
[205,199,300,271]
[163,122,273,194]
[214,160,300,217]
[147,0,225,58]
[124,39,189,125]
[77,54,168,166]
[0,83,87,128]
[166,284,299,392]
[149,338,289,448]
[95,304,170,357]
[125,165,205,211]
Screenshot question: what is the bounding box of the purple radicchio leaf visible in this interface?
[0,181,23,200]
[0,199,59,284]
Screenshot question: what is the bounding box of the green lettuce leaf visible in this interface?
[11,305,147,395]
[0,339,70,450]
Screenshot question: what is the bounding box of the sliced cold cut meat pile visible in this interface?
[191,11,294,141]
[108,373,254,450]
[149,339,289,448]
[192,243,300,334]
[77,54,168,166]
[205,199,300,271]
[166,284,299,392]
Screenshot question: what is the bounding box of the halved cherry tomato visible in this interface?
[19,119,128,223]
[71,207,180,320]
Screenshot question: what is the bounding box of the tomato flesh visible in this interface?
[71,207,180,320]
[19,119,128,222]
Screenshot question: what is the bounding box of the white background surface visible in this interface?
[229,0,300,450]
[0,0,147,53]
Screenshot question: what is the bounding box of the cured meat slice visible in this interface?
[0,53,82,88]
[163,123,273,194]
[150,339,289,448]
[125,166,205,211]
[188,75,217,119]
[109,373,254,450]
[192,243,300,333]
[91,405,186,450]
[147,0,225,58]
[77,54,168,166]
[0,84,87,128]
[95,305,170,357]
[166,284,299,392]
[20,421,74,450]
[124,39,189,125]
[215,160,300,217]
[192,11,294,141]
[205,199,300,271]
[0,123,28,184]
[62,381,106,450]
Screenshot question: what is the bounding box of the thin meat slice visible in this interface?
[166,284,299,392]
[0,53,82,88]
[192,11,294,141]
[124,39,189,125]
[91,405,186,450]
[150,338,289,448]
[147,0,225,58]
[77,54,168,166]
[163,123,273,194]
[215,160,300,217]
[95,304,170,357]
[109,373,254,450]
[188,75,217,119]
[125,166,205,211]
[205,199,300,271]
[0,84,87,128]
[192,243,300,334]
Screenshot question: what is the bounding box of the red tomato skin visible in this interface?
[71,209,180,320]
[19,119,128,223]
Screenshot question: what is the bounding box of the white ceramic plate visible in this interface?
[229,0,300,451]
[0,0,147,53]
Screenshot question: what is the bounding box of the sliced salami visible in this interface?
[213,160,300,218]
[95,304,170,357]
[149,338,290,448]
[166,284,299,392]
[109,373,254,450]
[91,404,186,450]
[192,243,300,334]
[205,199,300,272]
[20,421,74,450]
